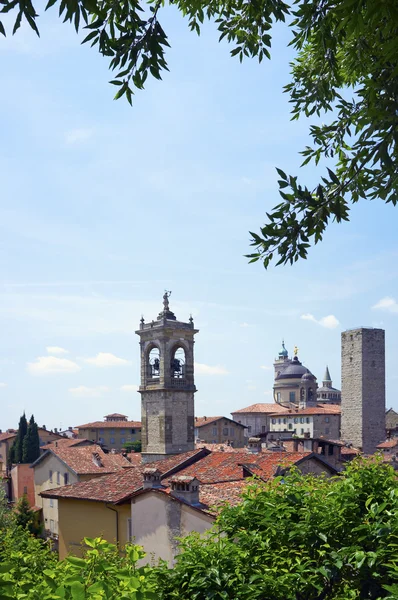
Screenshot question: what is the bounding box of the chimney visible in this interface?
[54,428,58,433]
[68,426,73,431]
[248,437,261,454]
[92,452,104,467]
[143,468,162,489]
[170,475,200,505]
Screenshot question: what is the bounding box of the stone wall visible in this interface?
[341,328,385,453]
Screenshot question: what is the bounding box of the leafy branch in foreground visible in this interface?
[1,0,397,266]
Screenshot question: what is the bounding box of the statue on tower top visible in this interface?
[163,290,172,311]
[157,290,176,321]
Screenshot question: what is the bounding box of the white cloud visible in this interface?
[194,362,229,376]
[69,386,110,398]
[27,356,81,375]
[301,313,340,329]
[372,297,398,313]
[120,384,139,392]
[65,128,93,145]
[0,382,7,388]
[83,352,130,367]
[260,365,272,371]
[46,346,69,355]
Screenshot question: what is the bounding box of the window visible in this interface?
[288,423,293,430]
[127,518,132,542]
[120,429,125,434]
[325,417,330,423]
[50,520,54,533]
[278,418,281,424]
[212,427,217,436]
[110,429,115,435]
[110,437,115,444]
[230,428,235,437]
[300,417,304,424]
[261,426,266,433]
[64,473,68,485]
[283,418,287,424]
[223,428,228,436]
[49,470,53,483]
[56,472,60,485]
[325,428,330,435]
[277,392,281,402]
[50,498,54,508]
[289,392,296,403]
[99,437,104,444]
[99,429,104,434]
[294,418,298,424]
[131,429,136,434]
[306,417,310,424]
[271,419,276,424]
[121,437,125,444]
[23,486,27,495]
[247,426,252,433]
[300,428,304,434]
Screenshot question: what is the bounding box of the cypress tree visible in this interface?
[10,413,28,464]
[22,415,40,463]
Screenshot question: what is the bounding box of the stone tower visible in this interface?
[136,292,198,463]
[341,328,386,454]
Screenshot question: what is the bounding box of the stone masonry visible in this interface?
[136,294,198,463]
[341,328,386,454]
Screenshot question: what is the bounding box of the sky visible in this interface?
[1,7,398,431]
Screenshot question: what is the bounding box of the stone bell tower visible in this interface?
[136,292,198,463]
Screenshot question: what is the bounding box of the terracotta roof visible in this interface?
[195,443,239,452]
[41,438,94,450]
[144,448,210,476]
[341,446,361,455]
[199,480,248,508]
[269,405,341,416]
[377,439,398,449]
[231,403,288,415]
[34,445,130,475]
[76,421,141,429]
[41,467,144,503]
[0,432,17,442]
[195,416,246,428]
[104,413,128,419]
[126,452,142,466]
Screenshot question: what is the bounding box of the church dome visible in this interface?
[301,372,315,381]
[275,356,313,380]
[278,340,288,358]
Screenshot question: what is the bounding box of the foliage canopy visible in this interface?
[2,0,397,266]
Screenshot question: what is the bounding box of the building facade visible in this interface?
[76,414,141,451]
[231,403,288,439]
[268,406,341,440]
[194,416,246,447]
[341,327,386,454]
[136,292,198,462]
[273,345,317,408]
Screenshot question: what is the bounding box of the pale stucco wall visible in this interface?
[57,499,130,560]
[34,454,78,536]
[131,492,214,566]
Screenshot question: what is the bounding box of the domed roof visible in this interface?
[301,372,316,381]
[275,357,313,380]
[278,340,288,358]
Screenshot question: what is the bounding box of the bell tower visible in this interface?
[136,292,198,463]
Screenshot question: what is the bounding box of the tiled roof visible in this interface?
[104,413,128,419]
[377,439,398,449]
[269,405,341,416]
[199,480,248,508]
[39,445,130,475]
[162,451,311,484]
[126,452,142,466]
[41,438,94,450]
[0,432,17,442]
[41,467,144,503]
[195,416,246,429]
[341,446,361,455]
[195,443,239,452]
[76,420,141,429]
[231,403,288,414]
[145,448,210,475]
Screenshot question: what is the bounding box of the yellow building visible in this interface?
[32,441,131,541]
[76,413,141,452]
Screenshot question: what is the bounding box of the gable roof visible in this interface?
[269,405,341,417]
[0,432,17,442]
[231,403,288,415]
[195,416,246,429]
[377,439,398,449]
[32,445,130,475]
[41,438,94,450]
[76,420,141,429]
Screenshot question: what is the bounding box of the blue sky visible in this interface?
[1,7,398,431]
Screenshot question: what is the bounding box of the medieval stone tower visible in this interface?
[136,292,198,463]
[341,327,386,454]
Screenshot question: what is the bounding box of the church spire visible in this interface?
[323,366,332,387]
